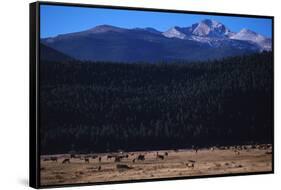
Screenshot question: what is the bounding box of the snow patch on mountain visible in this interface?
[230,29,271,51]
[231,29,265,41]
[163,27,187,39]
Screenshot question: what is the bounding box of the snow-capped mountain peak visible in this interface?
[163,26,187,39]
[162,19,233,39]
[230,28,271,51]
[192,19,231,37]
[231,28,265,42]
[161,19,271,51]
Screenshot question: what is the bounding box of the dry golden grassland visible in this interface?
[40,144,272,186]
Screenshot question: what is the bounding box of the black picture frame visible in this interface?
[30,1,274,188]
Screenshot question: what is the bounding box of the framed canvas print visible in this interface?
[29,1,274,188]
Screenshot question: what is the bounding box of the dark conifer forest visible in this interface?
[40,52,273,154]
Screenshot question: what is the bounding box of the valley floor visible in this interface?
[40,144,272,186]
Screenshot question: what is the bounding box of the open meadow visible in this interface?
[40,144,272,186]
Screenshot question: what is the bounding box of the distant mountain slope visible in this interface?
[41,19,272,63]
[40,43,74,62]
[230,29,272,51]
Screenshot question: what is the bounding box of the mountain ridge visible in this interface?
[41,19,272,63]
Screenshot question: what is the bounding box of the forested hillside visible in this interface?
[40,52,273,154]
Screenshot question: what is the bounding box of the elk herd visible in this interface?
[42,144,272,172]
[207,144,272,156]
[42,150,173,172]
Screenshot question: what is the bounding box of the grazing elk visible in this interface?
[92,155,98,159]
[70,154,76,159]
[107,155,114,160]
[85,155,91,159]
[62,158,70,164]
[115,156,121,162]
[266,144,272,149]
[118,155,126,159]
[50,157,57,162]
[137,154,145,161]
[85,158,90,163]
[98,166,101,171]
[193,146,199,153]
[157,155,165,160]
[98,157,102,162]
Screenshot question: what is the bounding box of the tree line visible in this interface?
[40,52,273,154]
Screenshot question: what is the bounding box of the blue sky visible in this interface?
[40,5,272,38]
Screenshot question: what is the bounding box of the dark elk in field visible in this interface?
[114,156,122,162]
[84,158,90,163]
[157,155,165,160]
[156,152,165,160]
[62,158,70,164]
[50,157,57,162]
[137,155,145,161]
